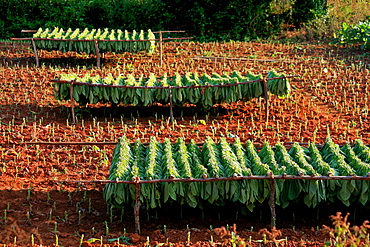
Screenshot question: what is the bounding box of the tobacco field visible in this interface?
[0,37,370,246]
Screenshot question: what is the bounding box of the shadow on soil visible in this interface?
[0,187,369,246]
[1,102,233,125]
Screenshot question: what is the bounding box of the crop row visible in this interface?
[104,136,370,211]
[54,70,290,109]
[32,27,156,53]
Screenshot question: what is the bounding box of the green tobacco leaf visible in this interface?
[287,181,302,201]
[163,183,170,203]
[108,236,131,244]
[169,183,177,201]
[209,183,219,203]
[359,180,369,205]
[338,180,354,203]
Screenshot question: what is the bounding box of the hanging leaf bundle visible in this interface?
[104,136,370,212]
[54,70,290,109]
[32,27,155,54]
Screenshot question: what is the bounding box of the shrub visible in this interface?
[291,0,328,26]
[332,17,370,50]
[160,0,288,41]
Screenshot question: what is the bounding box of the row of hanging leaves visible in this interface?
[54,70,290,109]
[32,27,155,54]
[104,137,370,212]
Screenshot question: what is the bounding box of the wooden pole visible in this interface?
[159,31,163,67]
[268,173,276,229]
[69,82,76,124]
[15,173,370,185]
[134,182,141,234]
[31,38,39,67]
[169,87,173,123]
[23,141,117,145]
[261,79,269,124]
[94,40,101,69]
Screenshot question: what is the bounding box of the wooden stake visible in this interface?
[69,82,76,124]
[261,79,269,124]
[169,87,173,123]
[94,40,101,69]
[269,172,276,228]
[134,182,141,234]
[159,31,163,67]
[31,38,39,67]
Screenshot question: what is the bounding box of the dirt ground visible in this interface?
[0,39,369,246]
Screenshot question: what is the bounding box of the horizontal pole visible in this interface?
[193,56,297,63]
[10,37,192,42]
[22,30,186,34]
[0,141,267,149]
[47,174,370,185]
[153,30,186,33]
[52,79,264,89]
[21,30,37,33]
[162,37,192,41]
[23,141,117,145]
[51,75,297,90]
[4,141,365,151]
[194,56,280,62]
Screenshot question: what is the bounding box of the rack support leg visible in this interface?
[31,38,39,67]
[94,40,101,69]
[269,176,276,228]
[262,79,269,124]
[134,183,141,234]
[69,82,76,124]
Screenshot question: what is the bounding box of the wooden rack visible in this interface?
[11,30,192,68]
[3,140,368,233]
[51,75,297,124]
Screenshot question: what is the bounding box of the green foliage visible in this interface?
[278,0,370,43]
[291,0,328,26]
[160,0,287,41]
[0,0,327,41]
[0,0,164,39]
[332,18,370,50]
